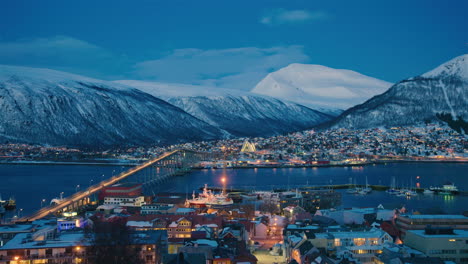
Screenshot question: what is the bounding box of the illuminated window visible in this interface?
[334,238,341,247]
[353,238,366,246]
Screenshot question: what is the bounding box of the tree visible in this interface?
[87,217,143,264]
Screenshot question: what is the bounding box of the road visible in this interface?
[16,150,179,222]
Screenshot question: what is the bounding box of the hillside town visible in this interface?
[1,123,466,166]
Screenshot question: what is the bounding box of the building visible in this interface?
[57,212,86,232]
[403,227,468,263]
[0,224,35,248]
[316,206,395,225]
[125,214,223,254]
[0,230,167,264]
[300,189,342,212]
[309,228,393,263]
[141,204,176,215]
[396,214,468,235]
[103,195,145,207]
[0,220,57,247]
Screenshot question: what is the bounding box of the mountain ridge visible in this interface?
[319,54,468,130]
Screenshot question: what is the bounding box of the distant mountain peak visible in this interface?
[251,63,392,111]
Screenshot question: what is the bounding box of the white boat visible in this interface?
[423,189,434,195]
[185,184,233,208]
[429,182,459,194]
[361,175,372,194]
[405,190,417,197]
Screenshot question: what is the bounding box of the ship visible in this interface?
[185,184,233,208]
[3,197,16,210]
[429,182,459,194]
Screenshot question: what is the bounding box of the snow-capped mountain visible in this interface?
[0,65,225,147]
[116,80,333,137]
[322,54,468,129]
[251,63,393,114]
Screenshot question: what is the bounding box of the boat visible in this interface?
[0,204,5,215]
[346,177,363,194]
[0,194,6,207]
[361,175,372,194]
[429,182,459,194]
[185,184,233,208]
[386,176,399,195]
[3,197,16,210]
[405,190,417,197]
[240,193,259,201]
[386,188,400,195]
[423,189,434,195]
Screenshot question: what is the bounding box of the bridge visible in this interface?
[17,149,219,222]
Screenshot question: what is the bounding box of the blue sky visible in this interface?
[0,0,467,90]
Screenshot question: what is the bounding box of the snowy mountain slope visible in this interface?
[0,65,225,147]
[321,54,468,129]
[116,80,333,137]
[251,63,393,113]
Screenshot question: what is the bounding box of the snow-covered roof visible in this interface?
[1,232,89,250]
[401,214,468,220]
[126,221,153,228]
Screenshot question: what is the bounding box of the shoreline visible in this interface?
[0,158,466,168]
[0,161,139,166]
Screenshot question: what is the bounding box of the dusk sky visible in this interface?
[1,0,467,90]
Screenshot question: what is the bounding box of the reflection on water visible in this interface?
[0,162,467,215]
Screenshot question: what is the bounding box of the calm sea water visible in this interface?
[0,162,467,216]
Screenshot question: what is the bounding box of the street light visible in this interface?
[41,199,46,208]
[75,185,80,193]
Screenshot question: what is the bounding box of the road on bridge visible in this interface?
[17,150,180,222]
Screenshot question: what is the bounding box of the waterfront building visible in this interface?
[403,227,468,263]
[103,195,145,207]
[396,214,468,236]
[300,189,342,212]
[141,204,177,215]
[315,205,395,225]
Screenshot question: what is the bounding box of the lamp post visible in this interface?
[41,199,46,208]
[75,185,80,193]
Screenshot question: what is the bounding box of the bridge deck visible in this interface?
[16,150,181,222]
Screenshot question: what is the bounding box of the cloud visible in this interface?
[0,36,126,79]
[260,9,328,25]
[0,36,310,90]
[132,46,310,90]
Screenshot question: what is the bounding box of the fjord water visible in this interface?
[0,162,467,215]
